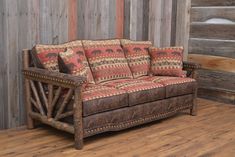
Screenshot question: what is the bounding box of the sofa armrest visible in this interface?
[23,67,86,89]
[183,61,201,79]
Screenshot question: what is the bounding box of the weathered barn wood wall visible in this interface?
[189,0,235,104]
[0,0,190,130]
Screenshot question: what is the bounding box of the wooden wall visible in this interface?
[189,0,235,104]
[0,0,190,130]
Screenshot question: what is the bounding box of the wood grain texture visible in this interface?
[68,0,77,41]
[0,99,235,156]
[175,0,191,60]
[188,54,235,73]
[0,0,8,130]
[198,88,235,104]
[116,0,124,38]
[190,2,235,104]
[190,23,235,40]
[197,69,235,92]
[191,7,235,22]
[192,0,235,6]
[189,38,235,58]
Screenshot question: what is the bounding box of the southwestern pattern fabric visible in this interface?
[139,76,195,86]
[32,44,66,71]
[83,40,133,83]
[120,39,152,78]
[138,76,196,98]
[58,48,87,79]
[63,40,95,84]
[149,47,184,77]
[101,79,165,106]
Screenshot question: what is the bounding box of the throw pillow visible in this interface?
[149,46,184,77]
[120,39,152,78]
[58,48,87,79]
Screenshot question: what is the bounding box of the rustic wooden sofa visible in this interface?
[22,39,200,149]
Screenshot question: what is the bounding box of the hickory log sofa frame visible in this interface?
[22,48,200,150]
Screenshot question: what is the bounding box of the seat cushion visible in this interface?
[101,79,165,106]
[120,39,152,78]
[82,39,133,83]
[139,76,197,98]
[82,84,128,116]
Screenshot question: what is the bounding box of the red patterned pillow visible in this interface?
[63,40,95,84]
[120,39,152,78]
[32,44,65,71]
[58,48,87,79]
[149,47,184,77]
[82,39,133,83]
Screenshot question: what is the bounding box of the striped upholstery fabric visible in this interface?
[149,47,184,77]
[63,40,95,83]
[83,39,133,84]
[101,79,165,106]
[58,48,87,79]
[82,84,128,116]
[139,76,196,98]
[120,39,152,78]
[32,44,65,71]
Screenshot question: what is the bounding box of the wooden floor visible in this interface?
[0,99,235,157]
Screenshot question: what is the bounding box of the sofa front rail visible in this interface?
[23,67,86,149]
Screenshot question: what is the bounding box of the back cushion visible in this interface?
[32,41,95,84]
[82,39,133,83]
[63,41,95,84]
[32,44,65,71]
[120,39,152,78]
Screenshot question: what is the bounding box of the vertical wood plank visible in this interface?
[68,0,77,41]
[124,0,131,39]
[6,0,20,128]
[160,0,173,47]
[0,0,8,129]
[148,0,162,46]
[77,0,85,39]
[116,0,124,38]
[108,0,116,38]
[142,0,149,40]
[58,0,68,43]
[175,0,191,60]
[171,0,178,46]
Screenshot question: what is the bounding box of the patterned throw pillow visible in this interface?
[149,47,184,77]
[63,40,95,84]
[32,44,65,71]
[58,48,87,79]
[82,39,133,83]
[120,39,152,78]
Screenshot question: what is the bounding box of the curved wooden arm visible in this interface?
[23,67,86,89]
[183,61,201,70]
[183,61,201,78]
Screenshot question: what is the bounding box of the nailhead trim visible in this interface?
[23,71,86,87]
[84,105,192,136]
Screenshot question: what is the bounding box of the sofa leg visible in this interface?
[75,137,83,150]
[190,90,198,116]
[74,87,83,150]
[190,104,197,116]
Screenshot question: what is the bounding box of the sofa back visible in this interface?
[31,39,153,84]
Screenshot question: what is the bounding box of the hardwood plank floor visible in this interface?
[0,99,234,157]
